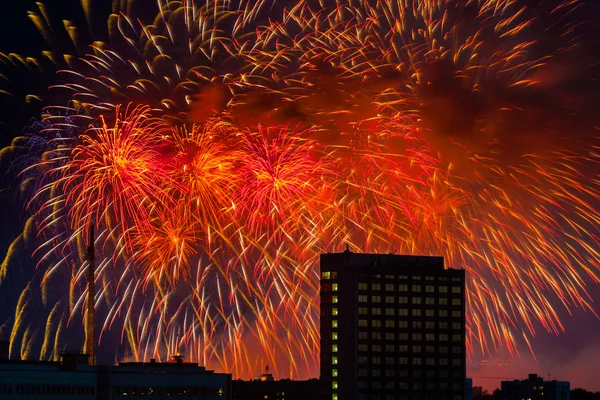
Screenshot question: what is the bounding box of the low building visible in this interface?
[501,373,570,400]
[0,350,231,400]
[232,368,323,400]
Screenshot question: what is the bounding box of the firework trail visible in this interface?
[1,0,599,378]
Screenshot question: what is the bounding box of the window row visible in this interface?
[358,356,463,366]
[355,308,463,318]
[11,384,95,396]
[356,369,464,379]
[357,344,462,353]
[357,296,462,305]
[357,331,463,342]
[358,283,462,293]
[357,381,463,391]
[357,274,462,282]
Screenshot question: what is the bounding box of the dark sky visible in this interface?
[2,0,600,391]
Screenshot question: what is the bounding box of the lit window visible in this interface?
[398,309,408,316]
[426,276,434,280]
[385,296,394,303]
[426,285,435,293]
[399,357,408,364]
[332,296,338,303]
[385,308,395,316]
[412,309,421,316]
[358,307,367,315]
[332,395,338,400]
[385,320,395,328]
[332,332,338,340]
[372,283,381,290]
[439,310,448,317]
[412,297,421,304]
[399,333,408,340]
[386,332,395,340]
[452,334,462,341]
[452,277,461,282]
[371,295,381,302]
[322,272,331,279]
[358,319,367,327]
[332,345,338,352]
[332,284,338,291]
[439,286,448,293]
[332,369,338,377]
[412,321,421,328]
[399,321,408,328]
[426,334,435,341]
[412,285,421,292]
[358,283,367,290]
[398,284,408,292]
[332,357,338,365]
[332,382,338,389]
[452,310,462,318]
[385,284,394,291]
[425,297,435,304]
[372,307,381,315]
[371,320,381,327]
[452,322,461,330]
[332,308,338,316]
[452,299,461,306]
[439,298,448,305]
[332,320,338,328]
[398,296,408,304]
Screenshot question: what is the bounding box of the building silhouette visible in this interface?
[501,374,570,400]
[320,251,466,400]
[0,351,231,399]
[232,366,324,400]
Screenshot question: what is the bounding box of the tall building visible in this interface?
[320,251,466,400]
[501,374,570,400]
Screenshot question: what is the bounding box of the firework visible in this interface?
[0,0,599,380]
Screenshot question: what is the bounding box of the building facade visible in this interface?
[320,251,466,400]
[501,374,570,400]
[0,352,231,400]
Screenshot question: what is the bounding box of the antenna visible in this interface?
[85,223,95,366]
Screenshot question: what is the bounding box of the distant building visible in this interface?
[320,251,466,400]
[232,371,323,400]
[501,374,570,400]
[0,351,231,399]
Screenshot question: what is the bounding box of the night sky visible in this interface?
[2,0,600,392]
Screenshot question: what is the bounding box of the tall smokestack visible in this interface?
[85,223,95,366]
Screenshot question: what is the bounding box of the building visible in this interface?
[0,351,231,399]
[232,367,323,400]
[0,353,97,399]
[501,374,570,400]
[320,251,466,400]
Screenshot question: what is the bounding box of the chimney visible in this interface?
[84,223,96,366]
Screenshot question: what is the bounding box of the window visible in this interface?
[439,334,448,341]
[332,357,338,364]
[322,272,331,279]
[439,286,448,293]
[399,333,408,340]
[333,296,338,303]
[333,369,338,377]
[358,356,367,364]
[332,381,338,389]
[385,296,395,303]
[372,369,381,377]
[399,370,409,377]
[426,297,435,304]
[371,320,381,327]
[371,295,381,303]
[385,320,395,328]
[332,345,338,352]
[385,344,395,352]
[399,357,409,364]
[426,276,434,280]
[398,296,408,304]
[385,308,395,316]
[372,345,381,352]
[372,283,381,290]
[413,276,421,280]
[386,332,395,340]
[440,346,448,353]
[372,357,381,364]
[439,310,448,317]
[372,332,382,340]
[426,346,435,353]
[358,282,368,290]
[452,346,461,354]
[440,358,448,365]
[452,299,461,306]
[332,320,338,328]
[412,285,421,292]
[399,321,408,328]
[332,308,338,316]
[426,322,435,329]
[399,275,408,280]
[426,285,435,293]
[412,333,422,340]
[412,321,422,328]
[399,284,408,291]
[426,358,435,365]
[359,344,368,352]
[426,310,435,317]
[439,298,448,305]
[358,295,367,303]
[426,333,435,341]
[358,332,368,339]
[412,345,422,352]
[332,332,338,340]
[412,297,422,304]
[439,322,448,329]
[358,319,368,327]
[452,322,461,330]
[359,307,367,315]
[385,275,394,280]
[412,309,421,316]
[398,309,408,316]
[399,345,408,352]
[452,277,461,282]
[359,369,368,376]
[413,357,422,365]
[372,307,381,315]
[332,283,338,291]
[452,334,462,341]
[453,358,462,366]
[452,310,462,318]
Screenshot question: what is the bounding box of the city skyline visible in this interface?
[1,0,600,393]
